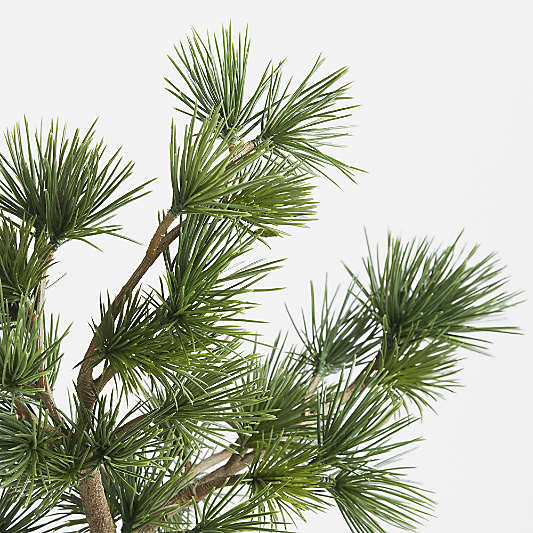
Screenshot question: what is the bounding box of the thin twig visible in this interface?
[13,396,58,433]
[91,217,186,396]
[35,390,63,426]
[229,140,255,161]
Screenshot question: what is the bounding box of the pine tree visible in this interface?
[0,24,520,533]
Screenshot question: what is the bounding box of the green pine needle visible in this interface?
[188,478,287,533]
[166,24,281,140]
[169,109,317,231]
[91,289,210,395]
[234,336,316,447]
[0,216,54,305]
[145,354,273,449]
[0,119,151,248]
[0,407,69,497]
[104,450,193,533]
[315,369,417,469]
[288,281,379,377]
[167,25,360,182]
[76,393,169,481]
[249,56,360,181]
[340,232,521,411]
[0,288,67,398]
[0,485,62,533]
[349,232,520,351]
[330,466,433,533]
[155,214,282,349]
[246,432,330,524]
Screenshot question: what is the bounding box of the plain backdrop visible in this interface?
[1,2,531,531]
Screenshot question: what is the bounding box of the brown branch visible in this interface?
[340,358,380,405]
[156,222,184,254]
[14,397,33,423]
[91,217,186,397]
[75,212,182,533]
[79,469,117,533]
[189,448,234,477]
[14,398,57,434]
[74,137,257,533]
[77,137,269,533]
[146,213,175,257]
[93,364,117,395]
[77,212,181,411]
[309,375,322,392]
[311,358,380,420]
[35,389,63,426]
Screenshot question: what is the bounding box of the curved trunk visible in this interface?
[79,469,116,533]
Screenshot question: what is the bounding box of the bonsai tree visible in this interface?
[0,25,519,533]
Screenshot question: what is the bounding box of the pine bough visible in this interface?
[0,25,520,533]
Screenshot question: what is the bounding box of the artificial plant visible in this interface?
[0,25,519,533]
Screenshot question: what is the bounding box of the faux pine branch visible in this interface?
[0,24,520,533]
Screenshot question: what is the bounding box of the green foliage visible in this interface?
[313,370,433,532]
[289,282,378,377]
[168,25,358,181]
[0,291,66,397]
[234,337,315,447]
[91,290,207,394]
[42,314,67,390]
[104,451,193,533]
[145,355,271,448]
[169,112,316,231]
[155,214,282,349]
[0,119,150,248]
[0,408,69,496]
[329,467,432,533]
[247,433,329,523]
[187,479,285,533]
[342,232,520,412]
[0,216,54,305]
[0,486,59,533]
[220,155,316,232]
[166,25,279,139]
[350,232,518,351]
[169,110,266,216]
[251,56,357,180]
[0,22,521,533]
[315,369,415,469]
[50,413,92,488]
[378,336,462,413]
[79,394,165,480]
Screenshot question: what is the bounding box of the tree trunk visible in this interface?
[79,469,116,533]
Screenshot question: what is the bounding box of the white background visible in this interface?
[1,1,532,531]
